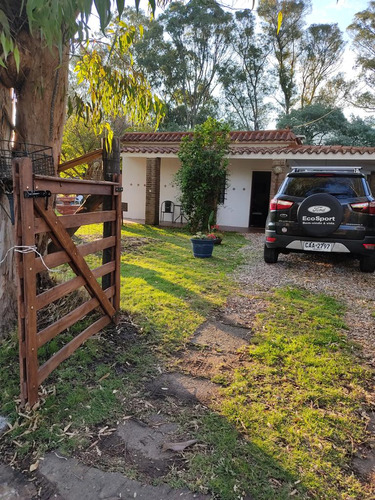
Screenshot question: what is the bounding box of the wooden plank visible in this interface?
[102,139,121,295]
[37,286,115,347]
[114,174,122,314]
[57,149,103,172]
[34,177,114,196]
[34,198,116,320]
[17,158,39,406]
[13,166,27,403]
[34,210,116,234]
[34,173,116,186]
[33,236,116,274]
[36,261,116,310]
[38,315,111,384]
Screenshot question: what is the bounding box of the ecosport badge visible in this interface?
[307,205,331,214]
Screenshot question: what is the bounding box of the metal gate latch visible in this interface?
[24,190,52,209]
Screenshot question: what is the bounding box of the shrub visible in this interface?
[175,117,230,233]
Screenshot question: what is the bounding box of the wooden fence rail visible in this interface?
[13,156,121,406]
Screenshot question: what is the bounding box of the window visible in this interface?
[218,174,227,204]
[283,176,366,199]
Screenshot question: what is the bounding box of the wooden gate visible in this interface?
[13,157,122,406]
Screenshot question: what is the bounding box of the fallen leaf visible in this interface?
[63,422,72,433]
[162,439,198,452]
[29,461,39,472]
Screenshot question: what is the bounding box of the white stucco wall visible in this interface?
[122,153,273,228]
[122,157,146,220]
[160,158,180,222]
[217,159,273,228]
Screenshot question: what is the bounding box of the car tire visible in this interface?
[264,245,279,264]
[359,255,375,273]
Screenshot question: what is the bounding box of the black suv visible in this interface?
[264,167,375,272]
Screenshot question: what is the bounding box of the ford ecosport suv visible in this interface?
[264,167,375,272]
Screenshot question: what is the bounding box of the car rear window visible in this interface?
[282,176,367,198]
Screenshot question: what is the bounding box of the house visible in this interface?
[121,129,375,230]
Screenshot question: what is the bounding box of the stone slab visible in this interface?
[39,453,208,500]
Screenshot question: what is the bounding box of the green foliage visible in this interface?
[348,1,375,111]
[132,0,233,130]
[0,1,164,149]
[61,114,100,167]
[70,20,165,142]
[277,103,375,146]
[299,23,345,107]
[219,9,274,130]
[0,1,156,64]
[326,115,375,147]
[277,103,346,144]
[258,0,312,114]
[175,117,231,233]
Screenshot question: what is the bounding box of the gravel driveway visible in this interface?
[233,233,375,366]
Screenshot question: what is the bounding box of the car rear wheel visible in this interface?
[264,245,279,264]
[297,193,343,237]
[359,255,375,273]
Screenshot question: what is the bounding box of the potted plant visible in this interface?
[190,232,216,258]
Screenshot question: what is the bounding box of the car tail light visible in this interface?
[266,237,276,243]
[350,202,375,214]
[363,244,375,250]
[269,198,294,211]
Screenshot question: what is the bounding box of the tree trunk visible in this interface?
[0,30,69,338]
[0,193,18,338]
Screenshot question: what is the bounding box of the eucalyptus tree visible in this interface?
[299,23,345,108]
[258,0,311,115]
[0,0,164,337]
[134,0,233,129]
[219,9,274,130]
[348,1,375,111]
[0,1,164,164]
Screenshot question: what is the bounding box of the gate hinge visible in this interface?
[24,190,51,209]
[115,187,123,192]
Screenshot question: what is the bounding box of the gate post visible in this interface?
[102,138,121,296]
[13,157,39,406]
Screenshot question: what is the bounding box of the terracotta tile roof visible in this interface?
[122,146,179,154]
[232,145,375,155]
[121,129,301,144]
[122,144,375,156]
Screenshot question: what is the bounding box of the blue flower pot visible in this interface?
[191,238,215,258]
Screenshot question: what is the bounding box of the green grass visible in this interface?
[0,225,373,500]
[119,224,245,350]
[213,287,372,500]
[0,224,247,462]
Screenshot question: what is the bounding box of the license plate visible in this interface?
[303,241,333,252]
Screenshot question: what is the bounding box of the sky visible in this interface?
[304,0,369,33]
[228,0,368,32]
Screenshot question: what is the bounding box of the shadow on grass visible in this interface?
[0,327,310,500]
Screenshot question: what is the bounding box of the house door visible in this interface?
[249,171,271,227]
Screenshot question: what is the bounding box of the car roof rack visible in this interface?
[291,166,362,174]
